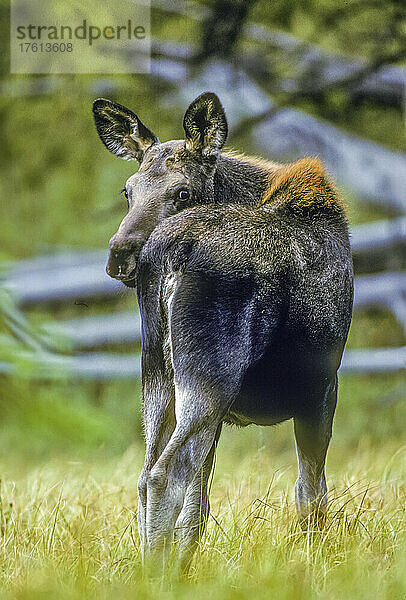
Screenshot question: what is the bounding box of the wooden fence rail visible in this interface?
[40,270,405,351]
[1,346,404,380]
[1,209,404,378]
[3,218,405,305]
[2,4,404,379]
[1,253,404,377]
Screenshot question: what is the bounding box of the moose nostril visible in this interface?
[106,248,124,278]
[106,245,134,281]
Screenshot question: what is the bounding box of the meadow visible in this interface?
[1,5,405,594]
[0,361,404,599]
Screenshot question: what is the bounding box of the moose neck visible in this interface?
[213,153,275,206]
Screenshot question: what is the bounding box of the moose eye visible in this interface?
[120,187,129,205]
[178,189,189,201]
[120,187,128,199]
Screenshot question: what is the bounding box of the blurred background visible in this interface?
[0,0,405,473]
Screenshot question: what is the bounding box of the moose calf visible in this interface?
[93,92,353,570]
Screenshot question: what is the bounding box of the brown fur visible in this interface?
[260,157,346,216]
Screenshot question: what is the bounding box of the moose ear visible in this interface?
[92,98,159,162]
[183,92,228,155]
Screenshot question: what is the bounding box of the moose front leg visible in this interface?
[144,384,225,570]
[294,377,337,524]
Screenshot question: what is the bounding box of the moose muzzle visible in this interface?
[106,236,138,288]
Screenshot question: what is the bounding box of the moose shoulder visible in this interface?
[92,92,353,572]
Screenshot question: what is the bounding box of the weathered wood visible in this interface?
[0,347,403,379]
[351,217,406,254]
[340,346,406,374]
[355,272,406,310]
[244,26,406,107]
[43,311,141,348]
[2,251,125,304]
[4,38,405,209]
[8,34,404,109]
[154,44,406,210]
[355,272,406,332]
[2,219,404,304]
[159,55,406,210]
[35,272,405,351]
[0,351,141,380]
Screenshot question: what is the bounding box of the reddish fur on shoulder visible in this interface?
[260,157,346,215]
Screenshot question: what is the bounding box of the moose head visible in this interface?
[92,92,228,287]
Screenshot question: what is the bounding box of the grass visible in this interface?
[0,373,404,599]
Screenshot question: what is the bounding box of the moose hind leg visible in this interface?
[294,377,337,523]
[145,384,226,568]
[174,423,221,571]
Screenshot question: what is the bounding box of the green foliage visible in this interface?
[251,0,406,61]
[348,309,404,349]
[1,77,182,259]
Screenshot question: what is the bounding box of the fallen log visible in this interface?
[160,56,406,211]
[3,44,405,210]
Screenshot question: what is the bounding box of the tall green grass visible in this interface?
[0,372,404,599]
